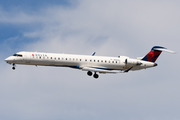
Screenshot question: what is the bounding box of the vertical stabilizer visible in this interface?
[141,46,171,62]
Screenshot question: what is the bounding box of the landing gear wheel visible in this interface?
[93,73,99,79]
[87,71,92,76]
[12,63,15,70]
[12,66,15,70]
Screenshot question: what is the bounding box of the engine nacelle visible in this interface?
[125,59,142,65]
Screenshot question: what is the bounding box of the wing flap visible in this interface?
[82,67,121,73]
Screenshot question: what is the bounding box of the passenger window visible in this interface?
[105,60,107,63]
[39,57,41,59]
[101,60,103,62]
[58,58,60,60]
[51,57,52,59]
[80,59,81,61]
[85,59,87,61]
[66,58,67,60]
[97,60,99,62]
[90,60,92,62]
[112,61,114,63]
[69,58,71,60]
[94,60,96,62]
[54,57,56,60]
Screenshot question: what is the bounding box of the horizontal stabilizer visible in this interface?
[153,48,176,53]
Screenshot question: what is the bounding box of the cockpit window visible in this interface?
[13,54,23,57]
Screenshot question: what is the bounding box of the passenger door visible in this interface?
[24,52,31,63]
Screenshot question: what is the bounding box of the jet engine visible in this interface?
[125,59,142,66]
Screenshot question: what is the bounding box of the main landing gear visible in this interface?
[93,73,99,79]
[12,64,16,70]
[87,71,99,79]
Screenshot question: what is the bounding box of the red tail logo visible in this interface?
[142,46,164,62]
[142,51,162,62]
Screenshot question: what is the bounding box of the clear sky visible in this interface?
[0,0,180,120]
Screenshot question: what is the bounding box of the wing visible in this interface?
[81,67,122,73]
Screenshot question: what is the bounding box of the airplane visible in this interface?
[5,46,175,79]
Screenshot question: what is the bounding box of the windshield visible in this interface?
[13,54,23,57]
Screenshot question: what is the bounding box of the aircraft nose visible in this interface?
[5,57,14,63]
[5,57,10,62]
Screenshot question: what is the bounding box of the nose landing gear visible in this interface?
[87,71,99,79]
[12,64,16,70]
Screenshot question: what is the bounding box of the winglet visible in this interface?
[92,52,96,56]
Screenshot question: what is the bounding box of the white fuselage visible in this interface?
[5,51,156,72]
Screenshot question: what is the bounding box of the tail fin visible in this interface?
[141,46,176,62]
